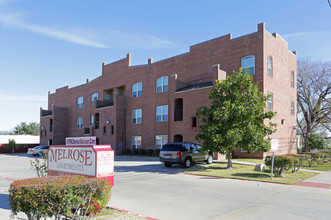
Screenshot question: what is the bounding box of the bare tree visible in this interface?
[297,58,331,152]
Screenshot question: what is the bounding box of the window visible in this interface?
[291,71,294,88]
[77,117,83,129]
[268,92,273,111]
[77,97,84,109]
[192,117,197,129]
[268,56,272,76]
[131,136,142,150]
[51,103,55,110]
[156,135,168,149]
[132,109,142,124]
[111,125,114,134]
[103,126,106,134]
[241,56,255,75]
[132,82,142,97]
[291,101,295,115]
[91,93,98,106]
[174,134,183,142]
[90,115,94,126]
[95,113,99,129]
[174,98,183,121]
[156,105,168,122]
[156,76,169,93]
[49,119,53,132]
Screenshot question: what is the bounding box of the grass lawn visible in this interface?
[93,207,145,219]
[301,162,331,171]
[185,163,317,185]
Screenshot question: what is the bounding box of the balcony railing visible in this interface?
[41,110,52,117]
[84,127,94,135]
[96,99,114,108]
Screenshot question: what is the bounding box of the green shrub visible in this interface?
[9,176,111,220]
[6,139,18,154]
[265,155,299,177]
[138,149,146,155]
[132,149,139,155]
[287,154,310,172]
[146,149,154,156]
[123,149,132,155]
[306,152,324,167]
[321,150,331,162]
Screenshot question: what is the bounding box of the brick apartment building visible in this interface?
[40,23,297,158]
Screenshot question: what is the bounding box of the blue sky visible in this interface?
[0,0,330,131]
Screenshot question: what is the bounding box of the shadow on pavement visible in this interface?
[0,194,10,210]
[115,162,207,175]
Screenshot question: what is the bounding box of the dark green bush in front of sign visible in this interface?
[9,175,111,220]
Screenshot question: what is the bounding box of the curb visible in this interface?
[108,206,158,220]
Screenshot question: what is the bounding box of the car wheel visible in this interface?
[164,162,172,167]
[206,155,213,164]
[184,157,192,168]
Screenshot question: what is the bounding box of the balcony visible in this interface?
[41,110,52,117]
[84,127,94,135]
[96,99,114,108]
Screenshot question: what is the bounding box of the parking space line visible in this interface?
[0,176,15,182]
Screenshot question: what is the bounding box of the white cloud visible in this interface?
[283,31,331,61]
[0,13,110,48]
[102,31,176,49]
[0,12,176,50]
[0,94,47,102]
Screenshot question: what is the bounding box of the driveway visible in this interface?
[111,156,331,220]
[0,154,331,220]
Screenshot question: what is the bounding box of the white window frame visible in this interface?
[155,135,168,149]
[132,109,142,124]
[156,105,168,122]
[91,93,98,106]
[77,96,84,109]
[156,76,169,93]
[291,101,294,115]
[241,56,255,75]
[77,117,83,129]
[291,71,294,88]
[132,82,142,98]
[268,56,272,77]
[90,115,94,127]
[268,92,273,111]
[131,136,142,150]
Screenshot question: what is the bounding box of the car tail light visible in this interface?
[177,152,182,158]
[31,149,34,152]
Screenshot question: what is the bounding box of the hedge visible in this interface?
[287,154,310,172]
[265,155,299,177]
[305,152,325,167]
[9,176,111,220]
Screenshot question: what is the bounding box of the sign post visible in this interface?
[270,139,278,180]
[47,137,114,186]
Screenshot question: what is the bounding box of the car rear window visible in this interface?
[161,144,187,151]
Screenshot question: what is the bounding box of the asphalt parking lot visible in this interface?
[1,154,331,220]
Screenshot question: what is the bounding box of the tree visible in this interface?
[196,70,276,169]
[297,58,331,152]
[6,139,18,154]
[13,122,40,135]
[308,133,330,150]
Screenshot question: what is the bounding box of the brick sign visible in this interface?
[65,136,96,146]
[47,145,114,186]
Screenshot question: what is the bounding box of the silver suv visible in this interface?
[159,142,213,168]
